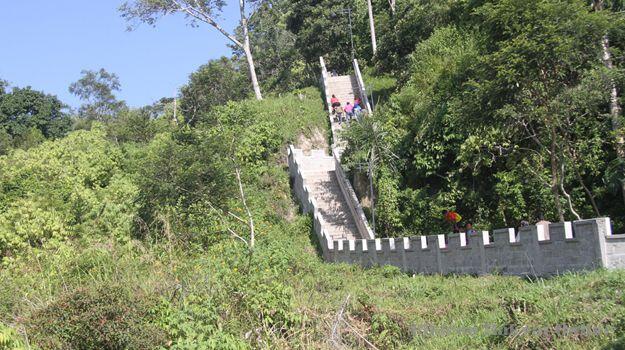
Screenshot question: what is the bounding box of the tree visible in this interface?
[388,0,396,15]
[342,116,399,235]
[179,57,250,125]
[119,0,263,100]
[287,0,359,72]
[0,129,11,155]
[367,0,378,55]
[0,80,7,95]
[370,0,463,74]
[349,1,625,234]
[232,0,312,91]
[593,0,625,206]
[69,69,126,122]
[0,86,71,143]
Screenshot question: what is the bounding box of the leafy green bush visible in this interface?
[0,126,138,262]
[156,296,251,350]
[26,284,165,350]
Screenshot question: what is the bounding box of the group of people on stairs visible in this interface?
[330,94,364,125]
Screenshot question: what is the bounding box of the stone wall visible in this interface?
[287,145,334,257]
[289,146,625,276]
[327,218,625,276]
[352,58,372,114]
[319,56,331,112]
[325,218,625,276]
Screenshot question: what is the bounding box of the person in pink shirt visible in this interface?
[344,102,354,121]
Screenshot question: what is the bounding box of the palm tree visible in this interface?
[342,117,397,234]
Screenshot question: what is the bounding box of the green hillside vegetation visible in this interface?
[1,88,624,349]
[3,0,625,348]
[339,0,625,237]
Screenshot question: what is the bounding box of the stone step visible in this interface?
[329,87,357,91]
[306,177,338,184]
[301,170,334,176]
[299,156,334,162]
[304,156,333,161]
[328,80,358,85]
[300,165,334,171]
[329,95,358,100]
[307,179,341,187]
[328,83,357,88]
[328,76,356,82]
[328,88,357,92]
[328,84,358,89]
[329,85,357,89]
[300,165,334,174]
[299,159,334,165]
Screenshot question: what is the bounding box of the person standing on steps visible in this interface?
[354,103,363,121]
[330,95,342,123]
[344,102,354,122]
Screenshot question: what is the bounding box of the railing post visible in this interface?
[353,59,372,114]
[332,147,376,239]
[320,56,331,112]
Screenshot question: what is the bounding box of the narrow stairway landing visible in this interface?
[297,151,359,241]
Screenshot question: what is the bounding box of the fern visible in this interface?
[0,324,25,350]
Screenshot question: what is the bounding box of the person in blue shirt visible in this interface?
[353,103,363,121]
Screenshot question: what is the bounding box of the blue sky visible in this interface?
[0,1,239,108]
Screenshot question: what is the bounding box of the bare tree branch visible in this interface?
[330,294,351,348]
[234,165,255,249]
[560,163,582,220]
[205,200,250,248]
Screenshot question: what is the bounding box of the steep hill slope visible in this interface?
[0,89,624,349]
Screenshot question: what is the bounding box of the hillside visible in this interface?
[0,88,624,349]
[3,0,625,349]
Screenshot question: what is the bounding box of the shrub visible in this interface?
[0,324,24,350]
[26,284,165,350]
[0,127,138,261]
[156,296,250,350]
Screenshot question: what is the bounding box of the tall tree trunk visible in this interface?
[388,0,396,15]
[367,0,378,55]
[239,0,263,100]
[550,128,565,221]
[594,0,625,205]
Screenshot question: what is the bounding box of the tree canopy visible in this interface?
[0,86,71,152]
[179,57,250,125]
[69,69,126,122]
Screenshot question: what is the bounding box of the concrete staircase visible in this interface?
[326,74,361,155]
[296,151,359,241]
[327,75,361,107]
[288,58,374,244]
